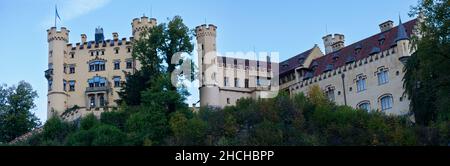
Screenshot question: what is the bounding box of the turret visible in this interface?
[322,34,333,54]
[396,17,411,64]
[81,34,87,43]
[131,16,157,40]
[322,33,345,54]
[195,24,220,107]
[95,27,105,43]
[332,33,345,51]
[46,27,70,118]
[112,32,119,40]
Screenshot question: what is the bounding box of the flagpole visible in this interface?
[54,4,57,28]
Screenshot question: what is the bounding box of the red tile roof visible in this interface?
[279,47,315,75]
[309,19,417,77]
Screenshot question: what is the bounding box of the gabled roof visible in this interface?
[308,18,417,77]
[279,47,316,75]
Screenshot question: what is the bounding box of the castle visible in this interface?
[46,15,420,121]
[196,17,419,115]
[45,16,156,121]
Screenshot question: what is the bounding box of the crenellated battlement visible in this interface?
[195,24,217,38]
[287,45,401,92]
[47,27,70,43]
[67,37,134,51]
[132,16,157,39]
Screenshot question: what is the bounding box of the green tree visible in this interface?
[90,124,126,146]
[405,0,450,125]
[169,111,207,146]
[80,114,99,130]
[119,16,194,114]
[125,106,169,145]
[40,117,73,145]
[0,81,41,143]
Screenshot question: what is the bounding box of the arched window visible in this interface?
[325,86,335,102]
[99,95,105,107]
[355,74,367,92]
[357,101,371,112]
[379,94,393,111]
[376,67,389,85]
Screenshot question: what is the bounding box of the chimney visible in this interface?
[81,34,87,43]
[112,32,119,40]
[379,20,394,32]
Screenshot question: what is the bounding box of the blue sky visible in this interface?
[0,0,418,122]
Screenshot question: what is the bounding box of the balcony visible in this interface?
[86,86,109,93]
[44,69,53,80]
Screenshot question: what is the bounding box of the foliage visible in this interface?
[405,0,450,125]
[12,13,449,146]
[125,106,169,145]
[0,81,40,143]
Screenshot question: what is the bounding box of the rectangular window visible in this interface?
[234,59,237,67]
[114,61,120,70]
[245,79,249,88]
[69,66,75,74]
[222,57,227,68]
[234,78,239,87]
[115,49,119,54]
[126,61,133,69]
[357,78,366,92]
[113,76,121,87]
[90,96,96,108]
[245,59,249,70]
[63,80,67,91]
[257,76,261,86]
[224,77,229,87]
[127,47,131,53]
[378,71,389,85]
[48,80,52,91]
[69,80,75,91]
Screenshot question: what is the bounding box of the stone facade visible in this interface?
[47,15,419,122]
[46,16,156,121]
[197,17,419,115]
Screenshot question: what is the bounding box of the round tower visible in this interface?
[46,27,70,118]
[195,24,220,107]
[132,16,157,40]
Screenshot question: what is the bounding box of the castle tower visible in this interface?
[95,27,105,42]
[195,24,220,107]
[322,34,334,54]
[396,17,410,63]
[132,16,157,40]
[46,27,70,118]
[322,34,345,54]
